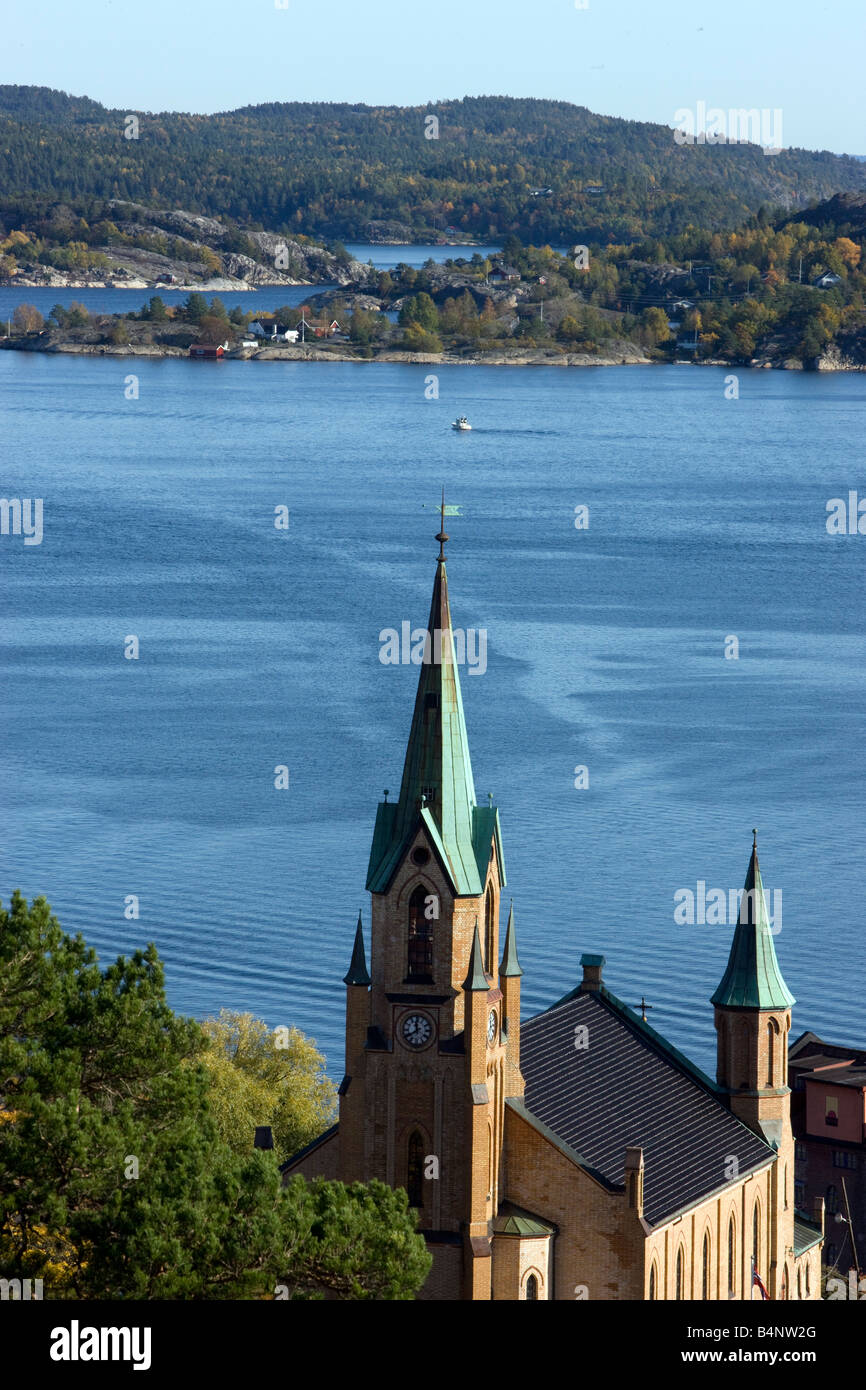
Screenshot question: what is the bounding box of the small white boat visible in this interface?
[451,417,472,431]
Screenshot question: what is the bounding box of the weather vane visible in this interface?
[423,489,462,560]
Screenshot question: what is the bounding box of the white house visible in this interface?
[248,321,299,342]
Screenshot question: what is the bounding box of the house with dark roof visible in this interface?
[283,522,823,1300]
[788,1031,866,1286]
[487,263,520,284]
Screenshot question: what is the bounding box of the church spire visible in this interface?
[367,512,499,896]
[711,831,794,1011]
[343,911,370,987]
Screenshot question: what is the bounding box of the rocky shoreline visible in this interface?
[2,337,863,370]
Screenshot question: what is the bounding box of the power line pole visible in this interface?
[842,1177,861,1282]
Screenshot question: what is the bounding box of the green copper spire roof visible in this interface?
[711,832,795,1011]
[343,912,370,986]
[366,514,505,897]
[463,920,489,991]
[500,901,522,977]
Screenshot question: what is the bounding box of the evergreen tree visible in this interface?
[0,894,430,1300]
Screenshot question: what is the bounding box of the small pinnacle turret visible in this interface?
[343,911,370,987]
[500,901,522,977]
[464,921,489,992]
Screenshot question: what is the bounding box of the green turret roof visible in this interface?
[500,901,522,977]
[366,528,504,896]
[463,921,489,992]
[343,912,370,987]
[711,833,795,1011]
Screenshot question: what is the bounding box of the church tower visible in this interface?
[337,513,519,1300]
[712,831,796,1297]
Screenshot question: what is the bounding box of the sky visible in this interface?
[3,0,863,155]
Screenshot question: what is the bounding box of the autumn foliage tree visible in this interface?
[199,1010,336,1160]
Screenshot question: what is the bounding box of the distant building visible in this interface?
[249,321,299,342]
[189,343,225,358]
[488,263,520,284]
[814,271,842,289]
[789,1032,866,1278]
[530,187,553,197]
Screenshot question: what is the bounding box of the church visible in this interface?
[283,520,824,1300]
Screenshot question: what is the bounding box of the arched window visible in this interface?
[767,1019,780,1086]
[797,1268,802,1300]
[487,1122,494,1199]
[649,1261,657,1300]
[784,1163,789,1210]
[676,1246,684,1300]
[738,1020,751,1089]
[407,884,433,979]
[805,1261,810,1296]
[753,1199,761,1272]
[702,1231,710,1299]
[484,883,495,973]
[525,1273,538,1301]
[728,1216,737,1297]
[407,1131,424,1208]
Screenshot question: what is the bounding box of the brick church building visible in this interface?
[284,523,823,1300]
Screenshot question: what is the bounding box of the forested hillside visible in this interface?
[1,88,864,244]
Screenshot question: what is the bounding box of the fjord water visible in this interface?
[1,351,864,1079]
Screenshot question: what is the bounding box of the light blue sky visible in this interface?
[5,0,863,154]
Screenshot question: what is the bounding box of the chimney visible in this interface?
[254,1126,274,1151]
[579,953,606,992]
[813,1195,825,1235]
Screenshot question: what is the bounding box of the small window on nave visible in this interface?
[525,1274,539,1301]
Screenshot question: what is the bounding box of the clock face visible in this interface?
[401,1013,433,1049]
[487,1009,498,1045]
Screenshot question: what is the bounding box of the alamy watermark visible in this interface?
[674,882,782,933]
[379,622,487,676]
[826,491,866,535]
[0,497,43,545]
[673,103,783,156]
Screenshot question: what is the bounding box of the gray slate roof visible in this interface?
[793,1213,823,1255]
[520,986,774,1226]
